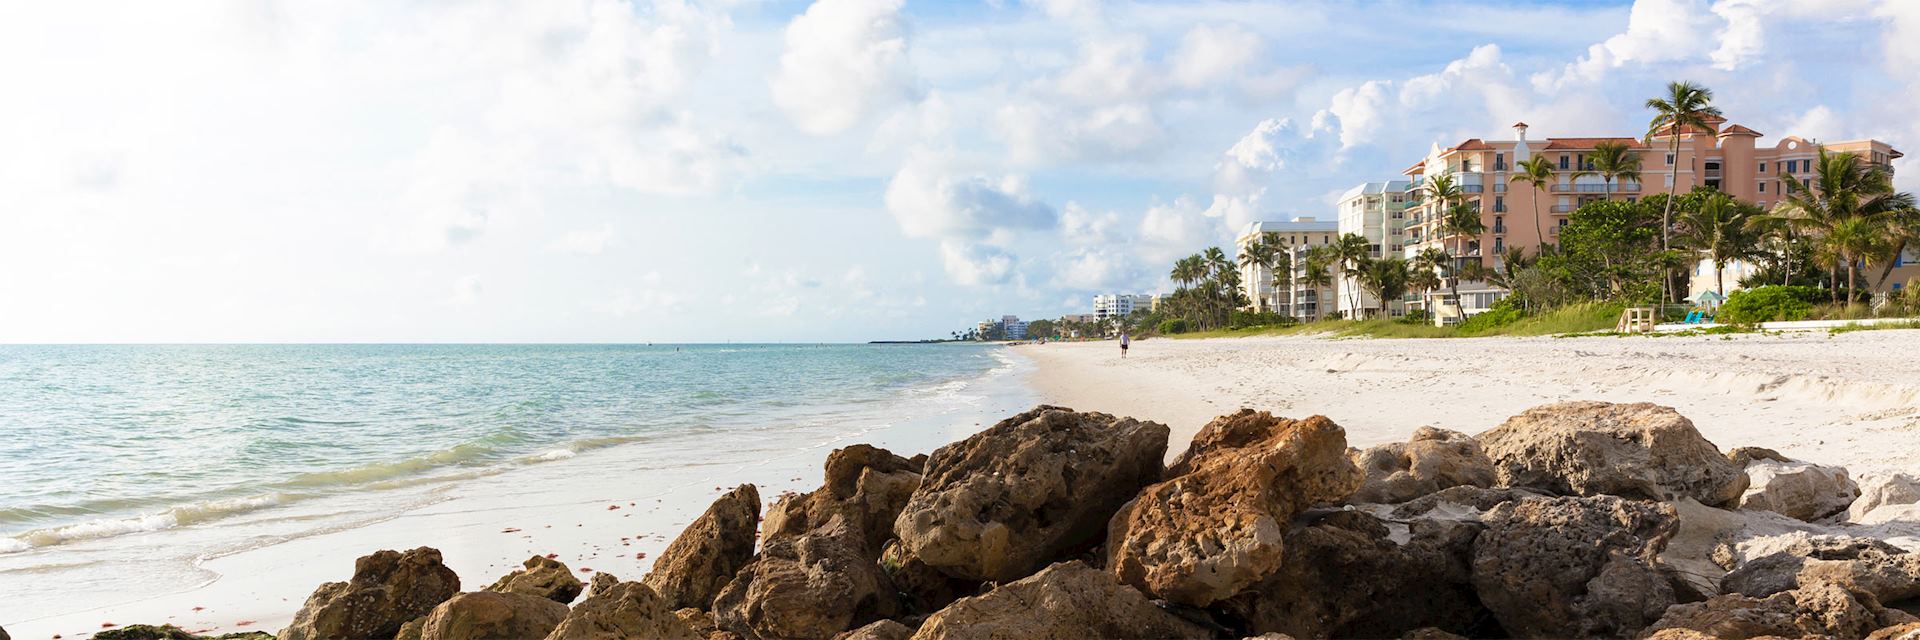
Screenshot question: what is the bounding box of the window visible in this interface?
[1666,153,1676,164]
[1559,154,1569,170]
[1759,182,1765,193]
[1759,161,1767,173]
[1665,175,1675,187]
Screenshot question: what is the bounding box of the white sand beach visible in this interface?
[1020,331,1920,475]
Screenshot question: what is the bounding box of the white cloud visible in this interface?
[549,225,615,256]
[883,155,1056,241]
[1170,24,1262,88]
[938,240,1018,286]
[1059,203,1123,245]
[1138,197,1225,265]
[1532,0,1720,91]
[450,275,484,305]
[771,0,916,135]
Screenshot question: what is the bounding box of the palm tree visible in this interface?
[1237,240,1277,312]
[1509,156,1555,249]
[1579,140,1643,203]
[1674,193,1765,296]
[1411,246,1450,317]
[1434,203,1487,321]
[1331,233,1372,317]
[1828,216,1890,303]
[1877,205,1920,290]
[1646,81,1723,302]
[1303,246,1335,320]
[1269,249,1295,316]
[1487,246,1531,290]
[1357,257,1410,320]
[1774,147,1915,301]
[1203,247,1234,326]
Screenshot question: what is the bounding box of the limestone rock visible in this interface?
[673,609,720,638]
[1721,547,1920,608]
[1470,495,1679,638]
[487,555,585,604]
[833,620,912,640]
[91,625,198,640]
[1400,629,1468,640]
[1854,474,1920,523]
[545,579,700,640]
[1348,426,1495,504]
[1218,511,1493,639]
[712,519,898,640]
[909,561,1212,640]
[280,547,462,640]
[1390,485,1546,520]
[645,484,762,611]
[418,591,568,640]
[1643,582,1893,639]
[895,406,1168,582]
[1107,410,1361,606]
[1475,401,1748,506]
[1869,622,1920,640]
[1737,457,1859,522]
[1727,447,1791,466]
[768,445,922,555]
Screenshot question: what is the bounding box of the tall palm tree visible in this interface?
[1647,81,1723,302]
[1828,216,1890,303]
[1877,205,1920,290]
[1774,147,1915,301]
[1436,203,1486,321]
[1509,156,1556,249]
[1303,246,1335,320]
[1171,255,1203,291]
[1674,193,1765,296]
[1332,233,1372,317]
[1411,246,1451,317]
[1580,140,1643,202]
[1237,240,1277,312]
[1357,257,1409,320]
[1269,249,1295,316]
[1203,246,1234,326]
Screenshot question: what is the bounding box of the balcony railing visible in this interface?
[1493,204,1507,213]
[1551,204,1575,213]
[1461,185,1485,193]
[1704,168,1722,178]
[1493,224,1507,234]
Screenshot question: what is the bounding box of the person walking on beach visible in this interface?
[1119,331,1130,358]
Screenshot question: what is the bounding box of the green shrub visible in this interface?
[1157,318,1190,334]
[1721,286,1814,325]
[1228,310,1292,329]
[1457,300,1524,335]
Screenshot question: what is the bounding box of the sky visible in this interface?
[3,0,1919,342]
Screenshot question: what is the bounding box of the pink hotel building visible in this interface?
[1397,115,1907,318]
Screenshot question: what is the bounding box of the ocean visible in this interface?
[0,343,1030,629]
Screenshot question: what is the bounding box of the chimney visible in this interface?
[1513,122,1529,142]
[1513,122,1531,162]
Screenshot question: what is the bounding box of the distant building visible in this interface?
[1060,313,1100,324]
[1093,294,1153,320]
[1001,315,1028,340]
[1234,218,1339,320]
[1337,181,1414,319]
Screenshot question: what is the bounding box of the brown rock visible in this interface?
[396,618,425,640]
[1869,622,1920,640]
[879,540,977,616]
[1475,401,1748,506]
[280,547,462,640]
[1218,511,1494,639]
[712,519,898,640]
[1643,582,1890,639]
[1348,426,1496,504]
[545,580,700,640]
[1721,536,1918,603]
[1401,629,1469,640]
[1471,495,1679,638]
[1389,485,1546,519]
[645,484,762,610]
[417,591,568,640]
[1852,473,1920,522]
[1737,457,1859,522]
[1727,447,1791,466]
[909,561,1212,640]
[1107,411,1362,606]
[487,556,584,604]
[768,445,922,555]
[833,620,912,640]
[895,406,1168,582]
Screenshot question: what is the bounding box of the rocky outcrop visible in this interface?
[909,561,1212,640]
[673,608,721,638]
[280,547,462,640]
[1470,495,1679,638]
[545,579,700,640]
[1870,622,1920,640]
[1737,457,1859,521]
[894,406,1168,582]
[1720,547,1920,609]
[1643,581,1911,640]
[767,446,922,555]
[1218,511,1492,639]
[833,620,912,640]
[416,591,568,640]
[1475,401,1748,506]
[1348,427,1496,504]
[1106,411,1362,606]
[645,484,762,611]
[713,518,898,640]
[487,556,584,604]
[1854,473,1920,522]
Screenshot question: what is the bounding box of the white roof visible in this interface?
[1338,180,1413,201]
[1239,218,1337,238]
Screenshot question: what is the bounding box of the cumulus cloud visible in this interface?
[1138,197,1226,265]
[884,154,1058,285]
[771,0,916,135]
[937,240,1018,286]
[1532,0,1720,90]
[1170,24,1263,88]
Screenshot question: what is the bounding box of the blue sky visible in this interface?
[3,0,1916,342]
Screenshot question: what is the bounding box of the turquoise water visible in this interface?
[0,343,1011,552]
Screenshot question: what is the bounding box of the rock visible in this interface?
[768,445,922,555]
[1855,474,1920,522]
[1727,446,1791,466]
[833,620,912,640]
[1218,511,1494,639]
[673,609,720,638]
[1107,410,1361,606]
[0,624,8,640]
[909,561,1212,640]
[713,518,898,640]
[417,591,568,640]
[1870,621,1920,640]
[589,573,621,598]
[280,547,462,640]
[1470,495,1679,638]
[1737,457,1859,522]
[895,406,1168,582]
[1400,629,1468,640]
[1475,401,1748,506]
[1389,485,1546,520]
[645,484,762,611]
[93,625,198,640]
[1721,548,1920,607]
[1348,426,1496,504]
[1643,582,1898,639]
[545,579,700,640]
[487,555,585,604]
[879,539,977,616]
[396,618,425,640]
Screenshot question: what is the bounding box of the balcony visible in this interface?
[1493,162,1508,172]
[1551,204,1575,213]
[1493,224,1507,234]
[1493,183,1507,193]
[1551,183,1622,193]
[1493,204,1507,213]
[1704,168,1722,179]
[1462,185,1485,193]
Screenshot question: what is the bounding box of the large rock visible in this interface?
[487,555,584,604]
[1470,495,1679,638]
[894,406,1168,582]
[1720,535,1910,597]
[1475,401,1748,506]
[1722,548,1920,608]
[417,591,568,640]
[909,561,1212,640]
[1737,457,1859,521]
[645,484,762,610]
[1106,411,1362,606]
[1218,511,1494,639]
[833,620,912,640]
[1643,582,1908,640]
[1871,622,1920,640]
[280,547,462,640]
[713,518,897,640]
[767,445,922,555]
[1854,473,1920,522]
[1348,426,1495,504]
[545,579,701,640]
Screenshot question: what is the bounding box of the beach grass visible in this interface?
[1168,301,1625,340]
[1828,319,1920,334]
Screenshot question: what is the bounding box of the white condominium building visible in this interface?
[1093,294,1153,319]
[1336,181,1414,319]
[1234,218,1339,317]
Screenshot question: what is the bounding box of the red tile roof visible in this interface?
[1543,137,1647,150]
[1717,124,1763,137]
[1403,160,1426,176]
[1449,138,1494,151]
